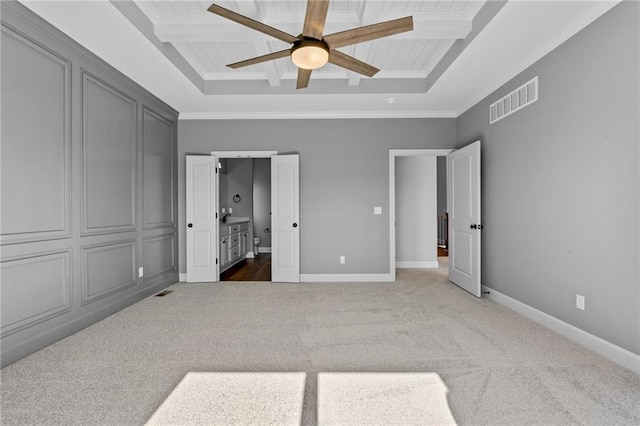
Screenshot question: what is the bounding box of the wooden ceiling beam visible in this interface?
[153,12,472,43]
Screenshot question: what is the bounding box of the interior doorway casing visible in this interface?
[389,149,454,282]
[212,151,277,282]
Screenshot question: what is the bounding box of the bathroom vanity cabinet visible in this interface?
[220,220,250,272]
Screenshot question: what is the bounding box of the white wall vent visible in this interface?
[490,76,538,124]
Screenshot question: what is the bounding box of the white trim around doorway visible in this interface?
[389,149,454,282]
[211,151,278,158]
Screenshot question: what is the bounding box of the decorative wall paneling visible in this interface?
[81,72,138,236]
[0,1,179,367]
[0,24,72,245]
[0,250,72,337]
[143,107,176,230]
[81,240,138,305]
[143,233,177,280]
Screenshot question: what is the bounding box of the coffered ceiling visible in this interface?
[129,0,487,94]
[19,1,620,118]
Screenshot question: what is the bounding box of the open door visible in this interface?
[447,141,481,297]
[186,155,219,282]
[271,154,300,282]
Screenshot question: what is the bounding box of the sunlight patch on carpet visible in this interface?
[145,372,306,425]
[318,372,457,425]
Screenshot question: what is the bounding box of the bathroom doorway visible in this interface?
[218,157,272,282]
[186,152,299,283]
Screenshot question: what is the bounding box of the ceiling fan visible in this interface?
[207,0,414,89]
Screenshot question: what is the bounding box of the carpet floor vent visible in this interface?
[490,76,538,124]
[154,290,173,297]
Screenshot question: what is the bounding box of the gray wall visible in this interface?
[395,156,438,265]
[457,2,639,355]
[225,158,254,220]
[0,2,179,367]
[253,158,272,249]
[178,118,457,275]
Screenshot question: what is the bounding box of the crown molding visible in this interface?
[179,110,457,120]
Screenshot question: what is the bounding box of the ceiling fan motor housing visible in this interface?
[290,38,330,70]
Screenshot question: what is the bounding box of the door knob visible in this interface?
[293,223,298,228]
[187,223,193,228]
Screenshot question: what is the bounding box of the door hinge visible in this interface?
[216,258,218,265]
[216,213,218,219]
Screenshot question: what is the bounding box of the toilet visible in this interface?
[253,237,261,257]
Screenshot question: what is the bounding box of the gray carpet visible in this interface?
[1,267,639,425]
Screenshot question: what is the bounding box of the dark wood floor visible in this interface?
[438,246,448,257]
[220,253,271,281]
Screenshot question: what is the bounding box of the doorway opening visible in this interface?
[185,150,299,284]
[218,157,272,282]
[389,149,454,282]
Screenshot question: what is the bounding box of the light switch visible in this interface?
[229,208,233,213]
[374,206,382,215]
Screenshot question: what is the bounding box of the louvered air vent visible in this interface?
[490,76,538,124]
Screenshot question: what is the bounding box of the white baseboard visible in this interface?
[300,274,393,283]
[179,273,187,282]
[482,285,640,375]
[259,247,272,253]
[396,261,439,269]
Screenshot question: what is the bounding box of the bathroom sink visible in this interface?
[223,217,250,224]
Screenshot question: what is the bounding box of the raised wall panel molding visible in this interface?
[0,1,179,367]
[81,71,138,236]
[81,239,137,306]
[143,233,176,280]
[0,24,72,245]
[0,250,72,337]
[142,106,176,230]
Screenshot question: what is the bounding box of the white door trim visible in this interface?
[389,149,454,282]
[211,151,278,158]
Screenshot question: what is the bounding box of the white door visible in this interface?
[447,141,481,297]
[271,154,300,282]
[186,155,219,282]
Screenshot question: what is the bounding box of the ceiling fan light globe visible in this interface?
[291,42,329,70]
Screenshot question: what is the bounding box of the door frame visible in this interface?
[388,149,454,282]
[211,150,278,281]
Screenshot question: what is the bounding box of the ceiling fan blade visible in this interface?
[323,16,413,49]
[228,49,291,69]
[296,68,312,89]
[208,4,299,44]
[302,0,330,40]
[328,50,379,77]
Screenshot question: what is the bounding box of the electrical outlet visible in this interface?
[138,267,144,278]
[229,208,233,213]
[222,208,226,213]
[340,256,346,264]
[374,206,382,215]
[576,294,585,311]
